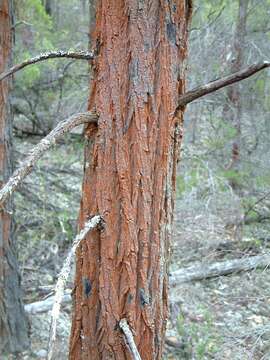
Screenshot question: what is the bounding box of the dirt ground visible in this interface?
[165,204,270,360]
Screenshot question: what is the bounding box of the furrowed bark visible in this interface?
[0,50,94,82]
[175,61,270,112]
[0,111,98,207]
[70,1,192,359]
[0,0,29,353]
[170,254,270,285]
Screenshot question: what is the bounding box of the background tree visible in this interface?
[223,0,249,191]
[0,0,29,354]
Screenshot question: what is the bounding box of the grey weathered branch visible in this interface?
[119,319,142,360]
[0,111,98,207]
[175,61,270,114]
[47,215,102,360]
[0,50,94,82]
[170,254,270,286]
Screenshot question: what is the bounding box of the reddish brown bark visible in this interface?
[0,0,29,353]
[70,1,192,359]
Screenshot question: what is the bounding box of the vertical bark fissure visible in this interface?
[0,0,29,354]
[70,1,191,359]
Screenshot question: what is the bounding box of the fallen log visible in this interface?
[24,290,71,315]
[24,254,270,314]
[169,254,270,286]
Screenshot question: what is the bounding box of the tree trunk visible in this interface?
[224,0,249,180]
[0,0,29,354]
[69,1,192,359]
[42,0,52,15]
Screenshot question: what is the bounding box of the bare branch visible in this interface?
[119,319,142,360]
[175,61,270,114]
[0,111,98,207]
[47,215,102,360]
[0,50,94,82]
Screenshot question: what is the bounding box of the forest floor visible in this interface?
[9,138,270,360]
[167,207,270,360]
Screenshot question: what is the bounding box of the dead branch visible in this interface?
[0,50,94,82]
[119,319,142,360]
[170,254,270,286]
[47,215,102,360]
[0,111,98,207]
[175,61,270,114]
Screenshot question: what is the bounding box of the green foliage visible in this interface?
[255,77,266,95]
[176,308,221,359]
[53,209,75,245]
[14,0,54,86]
[16,0,53,47]
[222,169,240,184]
[241,196,257,210]
[204,118,238,147]
[17,0,52,28]
[191,0,238,32]
[255,173,270,188]
[177,169,199,196]
[13,0,90,135]
[21,63,41,87]
[221,167,252,189]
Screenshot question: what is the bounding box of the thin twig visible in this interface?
[175,61,270,114]
[0,111,98,207]
[119,319,142,360]
[0,50,94,82]
[47,215,102,360]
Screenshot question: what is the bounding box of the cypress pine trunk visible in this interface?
[70,1,192,358]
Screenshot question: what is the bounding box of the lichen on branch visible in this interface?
[0,50,95,82]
